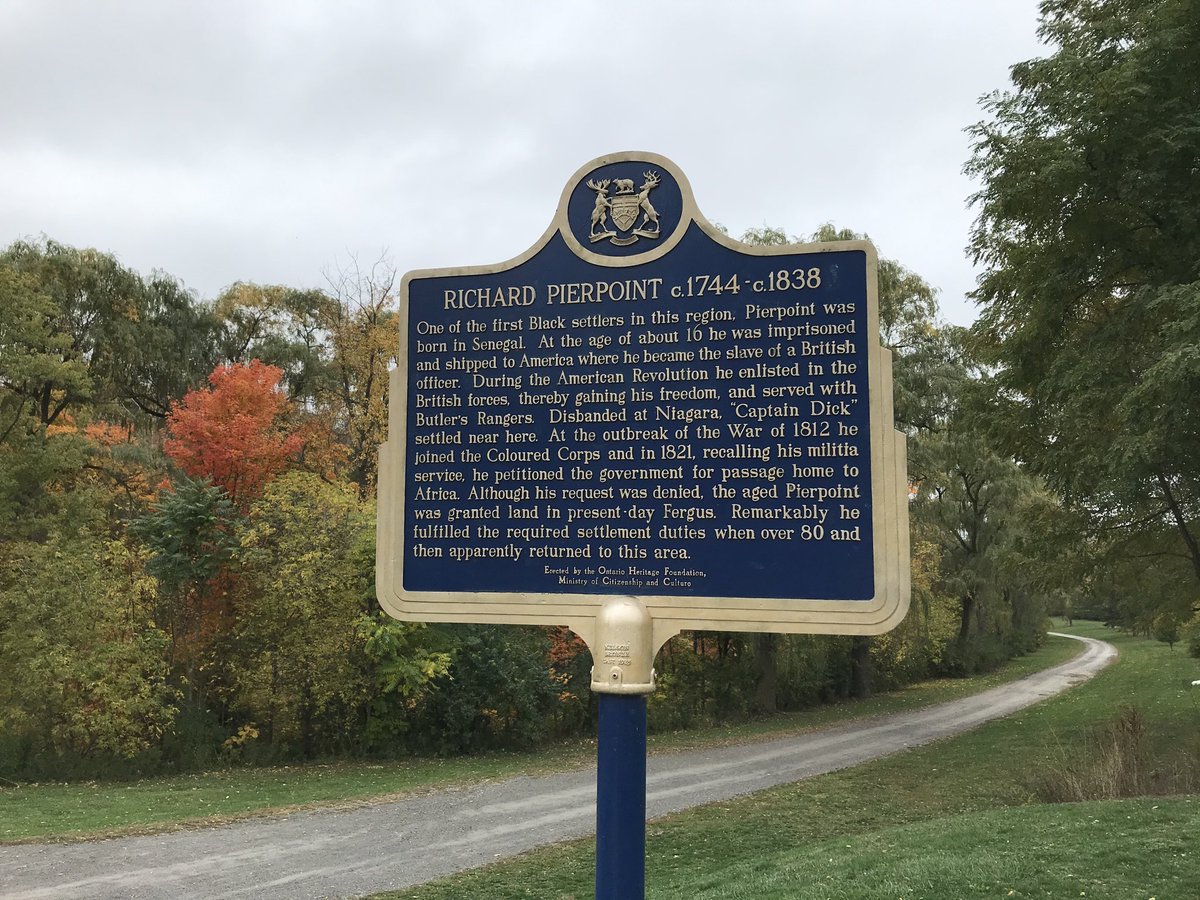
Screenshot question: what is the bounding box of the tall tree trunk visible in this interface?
[1008,587,1027,637]
[958,591,975,644]
[753,632,778,714]
[849,636,873,699]
[300,679,315,759]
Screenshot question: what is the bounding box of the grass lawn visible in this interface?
[0,632,1082,844]
[686,799,1197,899]
[379,622,1200,900]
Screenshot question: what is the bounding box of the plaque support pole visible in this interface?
[590,597,657,900]
[596,692,647,900]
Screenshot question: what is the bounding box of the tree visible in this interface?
[320,256,400,495]
[0,263,91,435]
[1,241,212,541]
[132,476,240,678]
[230,473,371,755]
[914,421,1047,667]
[405,624,563,755]
[0,528,177,776]
[124,273,221,420]
[967,0,1200,609]
[214,282,330,403]
[229,473,447,756]
[0,239,144,428]
[0,265,94,537]
[210,259,401,496]
[0,239,214,425]
[164,361,304,508]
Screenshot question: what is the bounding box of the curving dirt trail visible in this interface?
[0,632,1115,900]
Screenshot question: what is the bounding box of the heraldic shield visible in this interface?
[610,191,640,233]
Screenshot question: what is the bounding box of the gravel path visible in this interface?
[0,632,1115,900]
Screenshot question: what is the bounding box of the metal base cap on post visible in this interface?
[590,596,657,695]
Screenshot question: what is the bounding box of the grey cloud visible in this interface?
[0,0,1044,324]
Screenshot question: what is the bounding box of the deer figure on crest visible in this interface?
[636,171,660,235]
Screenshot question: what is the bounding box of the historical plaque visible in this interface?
[377,152,909,649]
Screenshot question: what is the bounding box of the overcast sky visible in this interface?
[0,1,1047,326]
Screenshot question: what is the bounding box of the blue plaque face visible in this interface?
[378,152,909,633]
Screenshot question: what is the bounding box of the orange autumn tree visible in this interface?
[164,361,304,508]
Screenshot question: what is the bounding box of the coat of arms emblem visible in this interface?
[587,171,661,246]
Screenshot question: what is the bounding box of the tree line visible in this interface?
[0,229,1050,780]
[2,0,1195,779]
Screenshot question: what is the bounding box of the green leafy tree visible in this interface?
[230,473,421,757]
[0,239,142,427]
[1183,613,1200,658]
[214,282,331,403]
[0,259,96,536]
[0,263,92,434]
[0,529,177,776]
[967,0,1200,611]
[357,615,452,749]
[132,477,239,765]
[133,476,240,677]
[912,373,1055,670]
[125,273,221,419]
[808,224,963,434]
[132,476,241,759]
[1,241,208,539]
[868,533,961,686]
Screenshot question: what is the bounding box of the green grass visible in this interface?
[381,623,1200,900]
[0,634,1082,844]
[0,748,594,844]
[691,799,1198,899]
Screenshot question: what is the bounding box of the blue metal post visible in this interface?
[595,692,647,900]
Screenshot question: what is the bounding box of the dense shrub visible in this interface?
[0,531,178,780]
[404,625,562,755]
